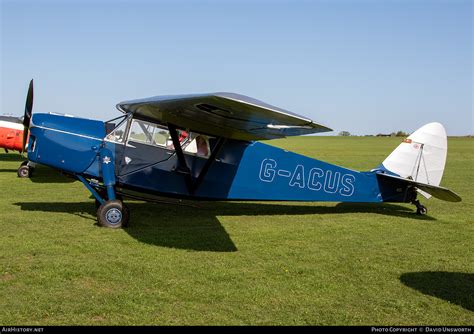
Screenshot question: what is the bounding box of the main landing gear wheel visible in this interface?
[17,161,33,178]
[412,200,428,215]
[97,200,130,228]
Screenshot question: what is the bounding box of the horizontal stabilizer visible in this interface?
[377,173,462,202]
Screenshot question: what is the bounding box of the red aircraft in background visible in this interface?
[0,80,35,177]
[0,115,24,153]
[0,115,33,177]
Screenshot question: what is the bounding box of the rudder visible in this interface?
[377,122,448,199]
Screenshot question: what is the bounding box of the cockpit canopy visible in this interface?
[106,116,211,158]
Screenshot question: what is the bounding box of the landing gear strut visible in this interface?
[76,147,130,229]
[412,199,428,215]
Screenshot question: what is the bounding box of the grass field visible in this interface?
[0,136,472,325]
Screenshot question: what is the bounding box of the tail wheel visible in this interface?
[97,200,130,228]
[412,199,428,215]
[416,204,428,215]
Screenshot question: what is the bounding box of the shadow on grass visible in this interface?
[0,153,24,174]
[0,153,24,162]
[15,200,434,252]
[27,167,76,184]
[334,202,435,221]
[15,201,237,252]
[400,271,474,311]
[0,168,20,173]
[0,156,74,183]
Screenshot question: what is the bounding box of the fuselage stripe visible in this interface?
[0,120,24,131]
[31,125,103,141]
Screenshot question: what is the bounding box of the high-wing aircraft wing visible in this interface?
[376,172,462,202]
[116,93,332,141]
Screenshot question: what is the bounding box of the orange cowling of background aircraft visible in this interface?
[0,116,25,153]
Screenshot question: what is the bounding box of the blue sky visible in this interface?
[1,0,472,135]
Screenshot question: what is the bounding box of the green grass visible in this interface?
[0,136,472,325]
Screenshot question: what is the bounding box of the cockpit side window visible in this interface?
[153,127,173,147]
[106,117,212,158]
[106,118,129,143]
[129,120,155,144]
[182,133,211,158]
[127,119,175,149]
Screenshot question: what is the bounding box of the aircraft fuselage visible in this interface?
[27,113,412,204]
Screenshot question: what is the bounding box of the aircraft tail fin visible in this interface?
[375,122,450,200]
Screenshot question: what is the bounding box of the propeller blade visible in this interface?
[22,79,34,153]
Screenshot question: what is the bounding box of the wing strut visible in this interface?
[138,121,155,144]
[190,137,227,194]
[167,123,191,176]
[167,123,227,195]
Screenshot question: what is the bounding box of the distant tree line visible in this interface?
[377,131,410,137]
[337,130,410,137]
[338,131,351,136]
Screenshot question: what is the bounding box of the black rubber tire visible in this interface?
[17,165,31,178]
[416,205,428,215]
[97,200,129,228]
[95,197,123,209]
[20,161,28,167]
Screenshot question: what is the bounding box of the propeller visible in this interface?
[22,79,34,153]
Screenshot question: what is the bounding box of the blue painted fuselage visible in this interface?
[27,113,104,173]
[27,113,409,203]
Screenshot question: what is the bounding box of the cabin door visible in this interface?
[118,119,174,176]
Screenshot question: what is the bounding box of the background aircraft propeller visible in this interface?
[22,79,34,153]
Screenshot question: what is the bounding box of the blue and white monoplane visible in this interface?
[19,80,461,227]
